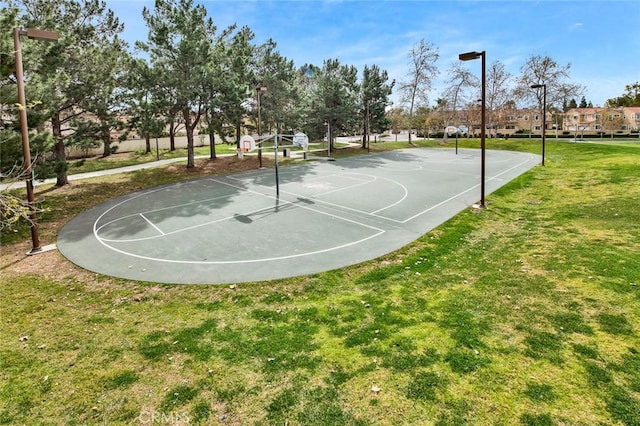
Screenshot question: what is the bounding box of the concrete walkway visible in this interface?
[0,155,215,192]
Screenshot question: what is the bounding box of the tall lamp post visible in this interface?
[459,50,486,209]
[256,85,267,168]
[531,83,546,166]
[14,27,59,254]
[366,98,371,153]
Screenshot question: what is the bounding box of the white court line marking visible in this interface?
[95,186,241,237]
[92,152,535,263]
[94,177,385,263]
[139,213,165,236]
[95,227,385,265]
[211,178,385,234]
[312,174,377,197]
[277,173,409,223]
[98,199,287,243]
[402,157,535,222]
[239,170,409,219]
[277,157,535,224]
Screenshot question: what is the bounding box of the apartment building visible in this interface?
[563,107,640,135]
[456,107,553,137]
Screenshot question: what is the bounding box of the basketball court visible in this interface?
[57,148,539,284]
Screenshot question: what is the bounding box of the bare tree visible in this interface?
[486,61,513,137]
[399,39,439,145]
[516,55,584,111]
[442,63,478,138]
[0,164,45,231]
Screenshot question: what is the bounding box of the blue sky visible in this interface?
[106,0,640,107]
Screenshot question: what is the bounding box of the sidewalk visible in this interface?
[0,155,212,192]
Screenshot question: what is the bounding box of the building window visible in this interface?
[533,125,541,131]
[595,125,601,130]
[534,114,540,121]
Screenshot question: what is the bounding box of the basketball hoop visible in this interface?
[239,135,256,152]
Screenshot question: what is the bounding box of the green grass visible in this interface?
[1,139,640,424]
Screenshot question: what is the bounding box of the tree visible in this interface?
[13,0,125,186]
[139,0,228,168]
[217,26,254,148]
[303,59,360,150]
[579,96,588,108]
[606,82,640,107]
[251,39,300,134]
[78,35,131,156]
[516,55,584,112]
[516,55,583,142]
[360,64,394,148]
[398,39,439,145]
[486,61,513,137]
[387,107,405,137]
[600,108,624,138]
[441,62,478,139]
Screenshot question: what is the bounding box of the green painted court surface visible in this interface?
[57,148,539,284]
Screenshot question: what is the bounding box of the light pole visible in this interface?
[531,83,547,166]
[14,27,58,254]
[256,85,267,168]
[325,121,331,158]
[366,99,371,153]
[459,50,486,209]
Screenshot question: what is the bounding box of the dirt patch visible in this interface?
[166,155,261,176]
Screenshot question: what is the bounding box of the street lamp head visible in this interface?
[459,51,482,61]
[24,28,58,41]
[531,84,545,89]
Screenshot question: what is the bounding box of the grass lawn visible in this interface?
[1,139,639,425]
[64,144,240,176]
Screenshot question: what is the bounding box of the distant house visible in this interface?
[458,107,553,137]
[563,107,640,135]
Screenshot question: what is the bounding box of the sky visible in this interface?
[105,0,640,107]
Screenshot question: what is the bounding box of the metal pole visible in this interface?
[257,88,262,168]
[327,121,331,158]
[541,85,546,166]
[480,51,486,208]
[366,100,371,153]
[14,28,41,253]
[274,134,279,198]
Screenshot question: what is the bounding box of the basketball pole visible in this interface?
[274,134,280,198]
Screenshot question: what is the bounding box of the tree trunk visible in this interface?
[235,123,241,149]
[184,111,195,168]
[145,135,151,153]
[408,95,416,146]
[329,121,334,152]
[52,112,68,187]
[169,124,176,151]
[101,120,112,157]
[209,126,216,160]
